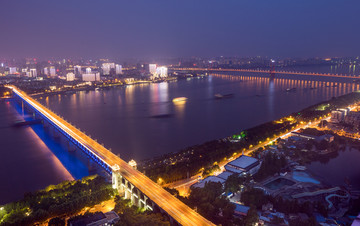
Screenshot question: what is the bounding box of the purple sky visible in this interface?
[1,0,360,59]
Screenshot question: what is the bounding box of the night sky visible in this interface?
[1,0,360,59]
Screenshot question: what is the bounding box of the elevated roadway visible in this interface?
[8,86,214,226]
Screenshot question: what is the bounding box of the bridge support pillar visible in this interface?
[87,159,97,174]
[112,164,121,189]
[50,127,60,139]
[140,196,148,209]
[67,141,76,152]
[43,120,49,129]
[131,188,140,207]
[129,184,136,205]
[119,179,125,196]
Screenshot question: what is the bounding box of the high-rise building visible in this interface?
[74,65,82,75]
[102,63,115,75]
[30,68,37,77]
[43,67,49,76]
[66,72,75,81]
[149,64,157,75]
[9,67,17,74]
[115,64,122,75]
[86,67,92,74]
[156,66,168,77]
[50,67,56,77]
[82,73,100,82]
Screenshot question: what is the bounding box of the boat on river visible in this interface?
[172,97,188,103]
[214,93,234,99]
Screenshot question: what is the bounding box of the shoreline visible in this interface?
[140,90,360,184]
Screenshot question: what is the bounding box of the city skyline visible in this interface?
[1,1,360,225]
[1,0,360,59]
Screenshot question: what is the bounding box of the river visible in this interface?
[1,66,360,203]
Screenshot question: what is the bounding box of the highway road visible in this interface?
[8,86,214,226]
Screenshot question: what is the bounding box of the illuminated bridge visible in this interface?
[171,67,359,79]
[8,86,214,226]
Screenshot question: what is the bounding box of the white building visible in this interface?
[9,67,17,74]
[66,72,75,81]
[82,73,100,82]
[29,68,37,77]
[156,66,168,78]
[224,155,261,176]
[330,108,349,123]
[49,67,56,77]
[149,64,157,75]
[115,64,122,75]
[43,67,49,76]
[102,63,115,75]
[86,67,92,74]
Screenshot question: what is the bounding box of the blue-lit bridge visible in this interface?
[8,86,214,226]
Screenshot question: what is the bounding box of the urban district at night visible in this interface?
[1,1,360,226]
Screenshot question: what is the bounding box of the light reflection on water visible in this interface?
[2,70,360,204]
[0,100,83,204]
[38,73,359,162]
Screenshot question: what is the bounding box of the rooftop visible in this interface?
[217,171,233,180]
[226,155,259,170]
[193,176,225,188]
[234,204,250,215]
[68,212,106,226]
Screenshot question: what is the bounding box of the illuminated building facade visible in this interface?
[149,64,157,75]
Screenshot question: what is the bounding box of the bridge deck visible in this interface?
[172,67,358,78]
[9,86,214,226]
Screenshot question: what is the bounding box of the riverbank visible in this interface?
[29,76,186,98]
[139,90,360,184]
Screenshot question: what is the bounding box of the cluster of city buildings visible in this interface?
[331,107,360,130]
[0,58,169,83]
[0,58,173,94]
[191,125,358,225]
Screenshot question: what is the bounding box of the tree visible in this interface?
[48,217,65,226]
[244,205,258,226]
[240,188,268,208]
[185,182,235,225]
[224,174,248,193]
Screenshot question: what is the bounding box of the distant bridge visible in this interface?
[8,86,214,226]
[171,67,359,79]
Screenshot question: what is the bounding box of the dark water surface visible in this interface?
[0,101,74,204]
[2,69,360,203]
[307,147,360,189]
[37,74,359,161]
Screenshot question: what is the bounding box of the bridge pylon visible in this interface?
[270,60,275,79]
[112,164,121,190]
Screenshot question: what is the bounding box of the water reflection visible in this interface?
[173,100,186,117]
[125,85,135,104]
[268,79,275,119]
[212,73,360,98]
[150,83,170,115]
[38,74,359,161]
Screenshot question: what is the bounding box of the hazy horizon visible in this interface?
[1,0,360,59]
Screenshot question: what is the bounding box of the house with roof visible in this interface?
[224,155,261,176]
